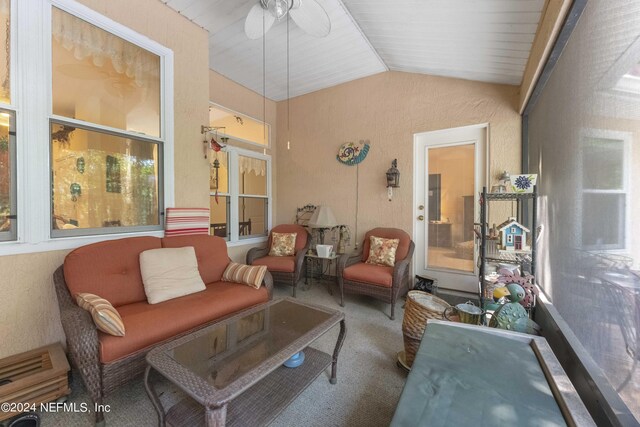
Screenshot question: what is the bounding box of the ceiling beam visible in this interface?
[518,0,573,113]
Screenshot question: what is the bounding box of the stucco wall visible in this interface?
[0,0,210,358]
[275,71,521,252]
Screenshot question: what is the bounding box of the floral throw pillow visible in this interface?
[366,236,400,267]
[269,232,297,257]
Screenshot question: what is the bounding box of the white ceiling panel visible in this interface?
[342,0,544,86]
[161,0,545,99]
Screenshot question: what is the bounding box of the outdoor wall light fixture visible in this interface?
[386,159,400,201]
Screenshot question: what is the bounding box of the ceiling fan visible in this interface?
[244,0,331,39]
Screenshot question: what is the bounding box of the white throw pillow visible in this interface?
[139,247,206,304]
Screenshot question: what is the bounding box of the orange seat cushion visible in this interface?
[251,256,295,273]
[343,262,394,287]
[99,281,269,363]
[64,237,161,307]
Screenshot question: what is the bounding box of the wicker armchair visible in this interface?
[247,224,311,297]
[53,266,273,425]
[337,228,414,320]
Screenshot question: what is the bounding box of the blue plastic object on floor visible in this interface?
[283,351,305,368]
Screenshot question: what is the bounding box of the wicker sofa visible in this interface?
[53,235,273,425]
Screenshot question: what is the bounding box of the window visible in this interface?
[0,0,15,241]
[238,155,268,238]
[208,104,271,244]
[210,149,271,243]
[50,7,164,237]
[0,0,173,255]
[581,135,628,251]
[209,104,269,148]
[506,235,513,244]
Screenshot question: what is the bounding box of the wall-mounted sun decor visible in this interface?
[337,140,370,166]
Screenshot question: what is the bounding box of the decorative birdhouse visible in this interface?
[497,217,530,252]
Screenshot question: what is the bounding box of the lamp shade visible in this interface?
[308,206,338,228]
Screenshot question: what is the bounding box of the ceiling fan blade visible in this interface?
[245,2,276,40]
[289,0,331,38]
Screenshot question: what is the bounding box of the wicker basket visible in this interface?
[402,291,450,367]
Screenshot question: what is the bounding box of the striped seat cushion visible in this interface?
[222,262,268,289]
[165,208,210,237]
[76,293,126,337]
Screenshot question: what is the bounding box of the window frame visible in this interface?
[0,0,174,256]
[211,146,272,247]
[579,128,631,252]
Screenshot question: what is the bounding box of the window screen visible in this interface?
[527,1,640,421]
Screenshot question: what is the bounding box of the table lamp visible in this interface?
[308,206,338,244]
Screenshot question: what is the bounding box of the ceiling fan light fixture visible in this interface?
[265,0,290,21]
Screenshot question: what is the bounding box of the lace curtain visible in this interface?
[52,7,159,88]
[239,156,266,176]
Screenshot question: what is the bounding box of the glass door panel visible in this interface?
[426,144,475,273]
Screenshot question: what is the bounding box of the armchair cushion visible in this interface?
[366,236,400,267]
[343,262,394,287]
[361,228,411,263]
[269,224,308,252]
[99,281,269,363]
[269,232,297,256]
[251,255,295,273]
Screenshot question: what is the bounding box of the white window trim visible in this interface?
[211,146,271,247]
[579,128,631,253]
[0,0,174,256]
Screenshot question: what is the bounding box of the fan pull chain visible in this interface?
[286,9,291,150]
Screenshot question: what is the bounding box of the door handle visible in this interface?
[417,215,424,221]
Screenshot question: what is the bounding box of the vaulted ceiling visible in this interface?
[161,0,545,101]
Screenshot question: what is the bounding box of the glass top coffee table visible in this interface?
[144,298,346,427]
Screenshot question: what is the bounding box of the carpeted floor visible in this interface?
[38,280,411,427]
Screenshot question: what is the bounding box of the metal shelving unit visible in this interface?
[478,186,537,310]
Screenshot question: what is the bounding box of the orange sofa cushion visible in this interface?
[251,255,295,273]
[343,262,394,287]
[161,235,230,284]
[64,237,161,307]
[361,228,411,263]
[268,224,308,252]
[99,281,269,363]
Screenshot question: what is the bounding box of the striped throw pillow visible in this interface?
[222,262,268,290]
[76,293,125,337]
[165,207,210,237]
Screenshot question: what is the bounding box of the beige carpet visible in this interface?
[38,280,410,427]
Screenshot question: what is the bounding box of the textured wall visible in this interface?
[275,71,521,251]
[0,0,210,358]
